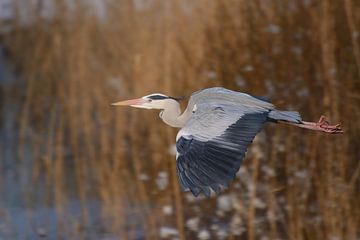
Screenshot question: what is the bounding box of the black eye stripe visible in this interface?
[148,95,168,100]
[147,95,183,101]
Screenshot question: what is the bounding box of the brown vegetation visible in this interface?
[1,0,359,239]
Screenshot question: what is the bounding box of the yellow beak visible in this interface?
[111,98,149,107]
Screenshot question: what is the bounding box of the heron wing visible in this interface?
[176,102,268,197]
[190,87,274,110]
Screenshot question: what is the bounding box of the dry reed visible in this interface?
[0,0,359,239]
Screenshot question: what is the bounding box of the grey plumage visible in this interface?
[175,87,302,196]
[112,87,312,197]
[176,112,268,196]
[268,110,302,123]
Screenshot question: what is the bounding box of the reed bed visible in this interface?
[0,0,359,239]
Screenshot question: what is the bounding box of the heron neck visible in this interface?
[160,100,193,128]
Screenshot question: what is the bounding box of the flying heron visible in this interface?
[112,87,342,196]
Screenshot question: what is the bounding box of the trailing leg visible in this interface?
[278,115,343,134]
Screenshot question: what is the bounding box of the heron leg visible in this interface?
[279,115,343,134]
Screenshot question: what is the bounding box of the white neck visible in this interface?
[159,100,193,128]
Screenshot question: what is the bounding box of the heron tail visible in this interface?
[267,110,302,123]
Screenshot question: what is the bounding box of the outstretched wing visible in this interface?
[176,102,268,197]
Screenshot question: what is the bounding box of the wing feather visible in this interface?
[176,102,268,197]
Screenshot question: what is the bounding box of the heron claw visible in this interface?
[316,116,343,134]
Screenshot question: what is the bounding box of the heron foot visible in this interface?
[315,115,344,134]
[299,115,343,134]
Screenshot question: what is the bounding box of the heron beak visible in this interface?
[111,98,149,107]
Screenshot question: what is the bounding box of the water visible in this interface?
[0,47,107,239]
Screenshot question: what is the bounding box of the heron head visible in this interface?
[111,93,182,109]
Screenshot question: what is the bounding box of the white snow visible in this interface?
[156,171,169,190]
[159,227,178,238]
[162,205,173,215]
[198,229,210,240]
[185,217,199,231]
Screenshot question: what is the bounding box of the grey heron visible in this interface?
[112,87,342,196]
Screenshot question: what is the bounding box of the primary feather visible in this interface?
[175,89,274,196]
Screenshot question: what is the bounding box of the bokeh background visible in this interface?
[0,0,359,239]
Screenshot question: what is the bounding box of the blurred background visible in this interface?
[0,0,359,239]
